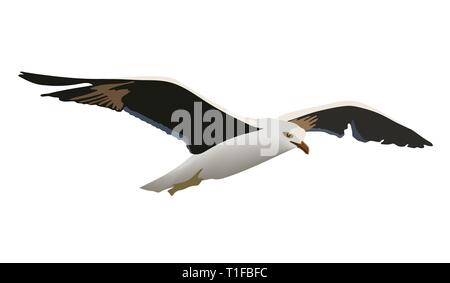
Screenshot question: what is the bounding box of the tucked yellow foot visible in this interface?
[168,169,203,196]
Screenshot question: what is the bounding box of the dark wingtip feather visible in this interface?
[416,133,433,148]
[406,137,432,148]
[19,71,88,86]
[18,71,29,80]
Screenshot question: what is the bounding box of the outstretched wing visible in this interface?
[20,72,258,154]
[280,101,432,148]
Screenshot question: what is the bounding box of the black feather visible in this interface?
[19,71,104,86]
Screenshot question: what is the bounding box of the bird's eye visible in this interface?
[284,132,293,138]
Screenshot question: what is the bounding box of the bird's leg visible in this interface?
[168,169,203,196]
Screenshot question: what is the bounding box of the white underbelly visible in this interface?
[188,132,292,180]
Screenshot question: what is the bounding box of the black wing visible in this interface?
[20,72,258,154]
[288,104,432,148]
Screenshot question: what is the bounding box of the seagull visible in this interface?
[20,72,432,195]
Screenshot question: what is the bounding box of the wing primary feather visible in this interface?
[288,105,432,149]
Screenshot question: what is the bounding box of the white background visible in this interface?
[0,0,449,262]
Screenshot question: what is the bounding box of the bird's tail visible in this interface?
[19,71,101,86]
[141,167,187,193]
[141,157,200,193]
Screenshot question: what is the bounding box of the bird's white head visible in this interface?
[279,121,309,154]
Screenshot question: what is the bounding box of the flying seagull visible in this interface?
[20,72,432,195]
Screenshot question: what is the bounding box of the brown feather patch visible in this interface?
[290,115,318,130]
[71,82,133,111]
